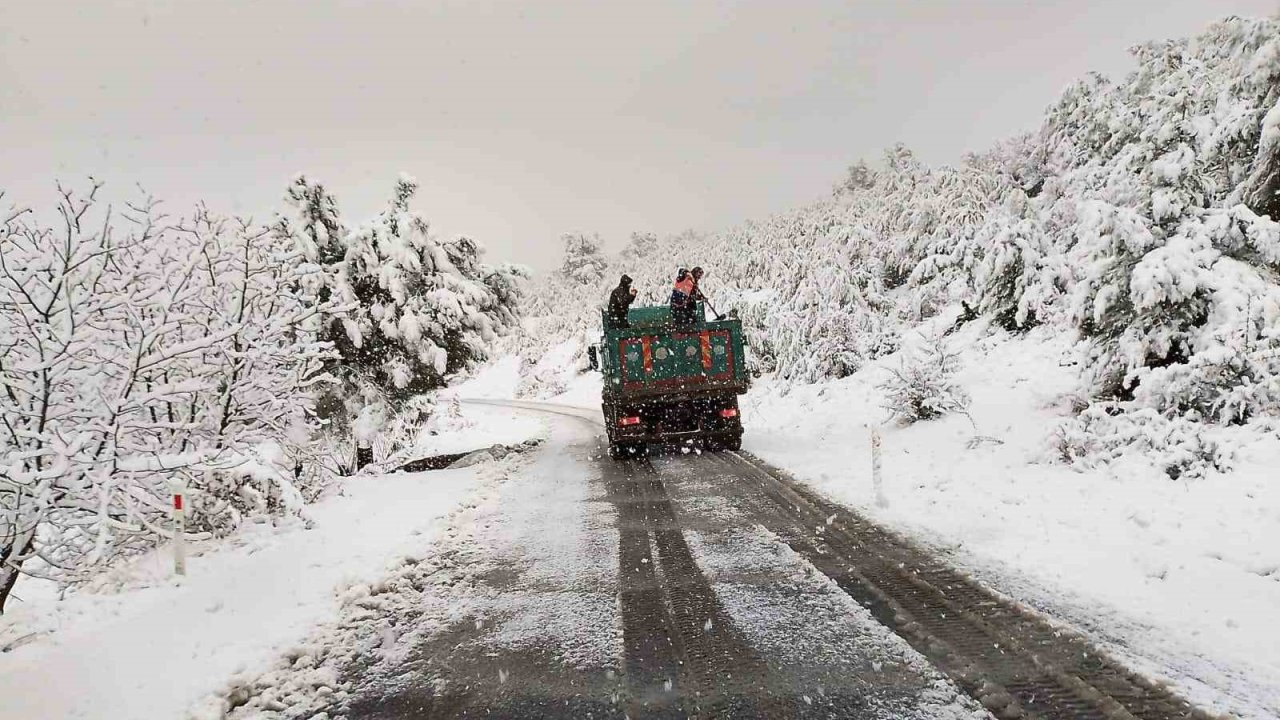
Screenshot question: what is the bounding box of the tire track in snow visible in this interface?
[715,449,1215,720]
[605,453,793,718]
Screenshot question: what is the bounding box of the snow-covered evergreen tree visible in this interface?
[277,176,523,400]
[559,232,608,288]
[879,335,971,424]
[274,175,525,464]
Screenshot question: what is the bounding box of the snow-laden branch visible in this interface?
[0,183,345,611]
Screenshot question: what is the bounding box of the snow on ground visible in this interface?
[479,319,1280,718]
[738,324,1280,719]
[214,454,532,719]
[215,397,618,717]
[408,395,545,457]
[452,348,602,408]
[450,354,526,400]
[0,403,546,720]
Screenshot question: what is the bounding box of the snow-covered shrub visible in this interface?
[381,394,438,458]
[970,193,1064,330]
[1071,199,1280,407]
[1052,405,1229,480]
[188,444,312,535]
[514,339,583,399]
[879,335,971,424]
[1134,345,1280,423]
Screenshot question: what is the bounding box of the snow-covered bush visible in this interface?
[188,444,312,536]
[878,335,971,424]
[970,192,1064,330]
[1052,405,1229,480]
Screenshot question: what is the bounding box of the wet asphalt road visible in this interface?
[336,402,1210,720]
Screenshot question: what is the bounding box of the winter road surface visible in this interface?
[328,400,1212,720]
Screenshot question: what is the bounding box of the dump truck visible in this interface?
[591,303,749,458]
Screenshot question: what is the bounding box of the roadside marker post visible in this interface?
[871,428,887,508]
[171,477,190,576]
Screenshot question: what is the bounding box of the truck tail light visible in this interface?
[618,416,641,426]
[720,408,738,418]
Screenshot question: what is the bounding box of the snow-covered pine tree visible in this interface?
[620,231,659,269]
[1069,26,1280,410]
[971,191,1060,331]
[275,175,524,442]
[879,334,971,424]
[559,232,608,288]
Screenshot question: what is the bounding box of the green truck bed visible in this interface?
[594,303,749,456]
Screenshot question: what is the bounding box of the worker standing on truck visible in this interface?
[670,266,705,326]
[607,274,637,328]
[690,266,706,301]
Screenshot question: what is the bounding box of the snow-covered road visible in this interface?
[0,396,1238,719]
[293,403,986,719]
[211,400,1221,720]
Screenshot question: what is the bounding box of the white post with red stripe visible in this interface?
[171,477,190,576]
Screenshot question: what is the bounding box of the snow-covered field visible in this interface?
[0,403,547,720]
[738,325,1280,718]
[498,321,1280,719]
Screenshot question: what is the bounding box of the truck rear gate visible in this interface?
[595,303,749,458]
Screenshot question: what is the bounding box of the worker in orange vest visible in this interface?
[670,266,705,325]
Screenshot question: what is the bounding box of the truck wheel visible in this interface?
[724,435,742,451]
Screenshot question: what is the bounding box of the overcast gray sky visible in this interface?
[2,1,1277,269]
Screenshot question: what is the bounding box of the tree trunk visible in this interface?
[355,445,373,472]
[0,525,37,615]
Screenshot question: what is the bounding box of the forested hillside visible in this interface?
[512,15,1280,476]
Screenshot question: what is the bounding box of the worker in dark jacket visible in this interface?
[689,266,706,303]
[607,274,637,328]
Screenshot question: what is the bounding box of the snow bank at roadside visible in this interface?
[740,324,1280,719]
[213,400,614,718]
[0,403,547,720]
[452,348,602,408]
